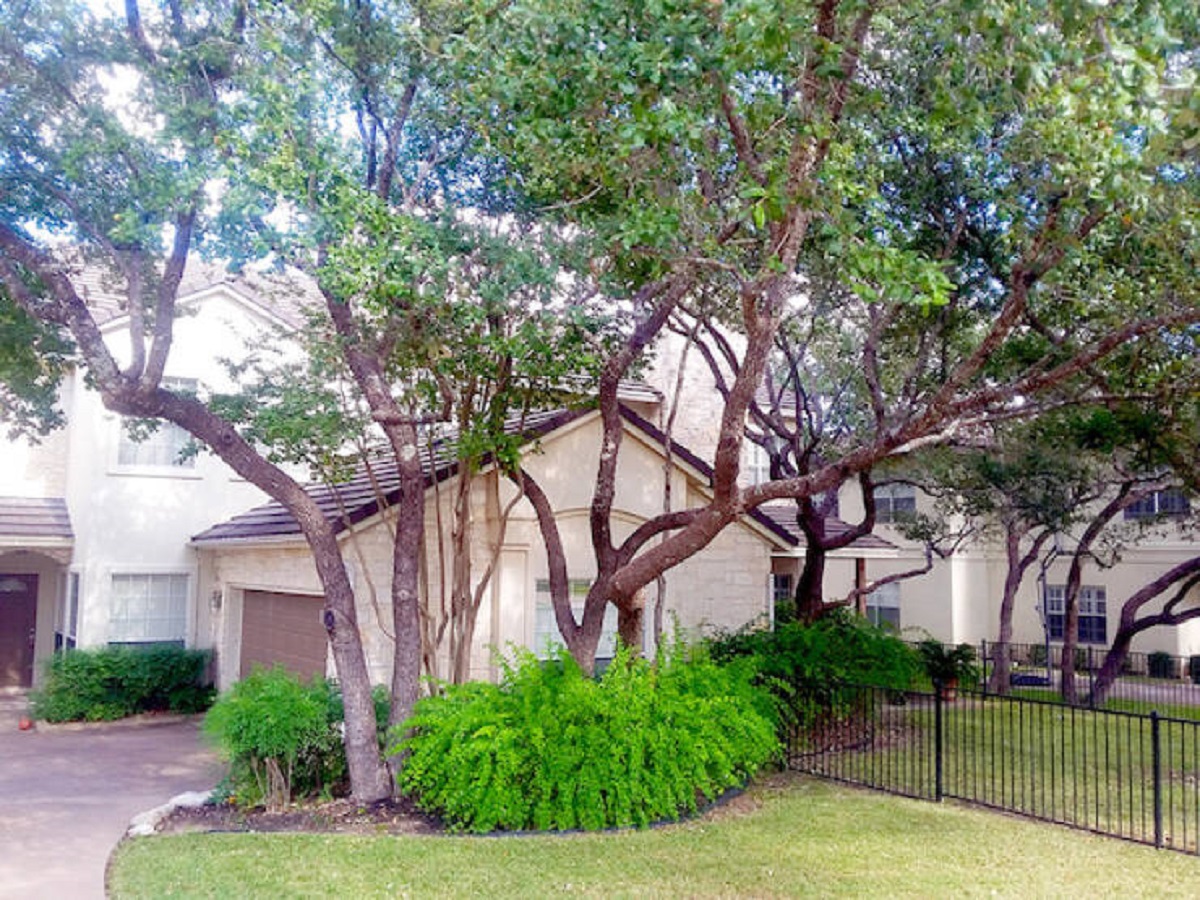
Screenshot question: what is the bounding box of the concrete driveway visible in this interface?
[0,691,223,899]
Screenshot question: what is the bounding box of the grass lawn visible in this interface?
[109,776,1200,898]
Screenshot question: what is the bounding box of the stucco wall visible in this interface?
[199,412,780,688]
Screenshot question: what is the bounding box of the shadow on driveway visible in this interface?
[0,697,222,900]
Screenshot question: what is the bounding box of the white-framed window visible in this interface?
[116,377,198,469]
[534,578,618,660]
[866,582,901,630]
[743,442,771,486]
[873,484,917,524]
[56,571,80,652]
[108,572,189,647]
[1046,584,1107,645]
[1124,489,1191,521]
[772,573,794,605]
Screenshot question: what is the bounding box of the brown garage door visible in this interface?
[239,590,328,681]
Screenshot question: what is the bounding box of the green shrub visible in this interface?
[395,644,779,833]
[31,646,214,722]
[708,609,920,699]
[1148,651,1177,680]
[1188,656,1200,685]
[203,667,381,811]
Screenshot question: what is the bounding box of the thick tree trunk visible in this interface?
[795,542,827,623]
[616,594,644,656]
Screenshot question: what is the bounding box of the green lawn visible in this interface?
[109,776,1200,898]
[796,694,1200,851]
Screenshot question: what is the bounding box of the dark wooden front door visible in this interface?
[0,574,38,688]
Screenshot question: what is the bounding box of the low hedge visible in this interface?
[395,644,780,833]
[32,646,214,722]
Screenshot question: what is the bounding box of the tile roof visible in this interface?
[192,404,798,548]
[0,497,73,542]
[754,502,897,551]
[68,258,314,330]
[192,407,587,543]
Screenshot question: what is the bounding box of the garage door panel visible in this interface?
[240,590,328,681]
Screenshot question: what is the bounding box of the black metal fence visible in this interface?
[955,641,1200,714]
[788,683,1200,854]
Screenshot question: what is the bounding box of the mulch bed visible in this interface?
[156,774,781,837]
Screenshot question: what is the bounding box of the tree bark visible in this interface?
[1088,558,1200,705]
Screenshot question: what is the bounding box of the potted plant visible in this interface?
[918,639,979,701]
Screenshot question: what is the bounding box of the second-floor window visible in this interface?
[874,484,916,524]
[117,378,198,469]
[1124,488,1191,521]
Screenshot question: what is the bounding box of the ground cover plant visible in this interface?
[31,647,213,722]
[396,645,778,832]
[109,775,1200,898]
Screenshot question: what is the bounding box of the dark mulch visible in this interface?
[157,775,778,837]
[157,795,443,836]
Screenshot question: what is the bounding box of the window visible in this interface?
[55,572,79,652]
[772,573,794,605]
[874,484,916,524]
[1046,585,1107,645]
[1124,489,1191,521]
[108,573,189,647]
[117,378,197,469]
[744,442,770,486]
[866,582,901,630]
[534,578,618,660]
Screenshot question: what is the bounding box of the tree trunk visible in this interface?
[617,593,644,656]
[387,426,425,745]
[795,541,828,623]
[988,527,1042,695]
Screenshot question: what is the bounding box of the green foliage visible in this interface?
[31,646,214,722]
[916,639,980,686]
[204,668,385,810]
[707,612,920,741]
[709,609,921,697]
[395,644,779,833]
[1188,656,1200,686]
[1147,651,1177,680]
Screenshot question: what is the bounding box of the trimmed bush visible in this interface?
[204,667,390,810]
[1148,651,1177,680]
[395,644,779,833]
[31,646,214,722]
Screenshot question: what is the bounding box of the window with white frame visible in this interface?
[534,578,619,660]
[117,378,198,469]
[873,484,916,524]
[108,573,189,647]
[772,573,794,605]
[1124,489,1192,521]
[866,582,901,630]
[56,572,80,652]
[744,442,771,486]
[1046,584,1107,645]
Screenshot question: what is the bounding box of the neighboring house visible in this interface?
[643,329,1200,661]
[191,405,796,690]
[0,265,302,688]
[835,483,1200,659]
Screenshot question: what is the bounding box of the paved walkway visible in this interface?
[0,690,223,899]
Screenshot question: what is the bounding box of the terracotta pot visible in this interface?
[18,716,34,731]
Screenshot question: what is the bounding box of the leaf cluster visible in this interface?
[31,646,214,722]
[395,643,779,832]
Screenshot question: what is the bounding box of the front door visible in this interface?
[0,574,38,688]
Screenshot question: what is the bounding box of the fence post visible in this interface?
[1151,711,1163,849]
[980,640,988,696]
[934,680,944,803]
